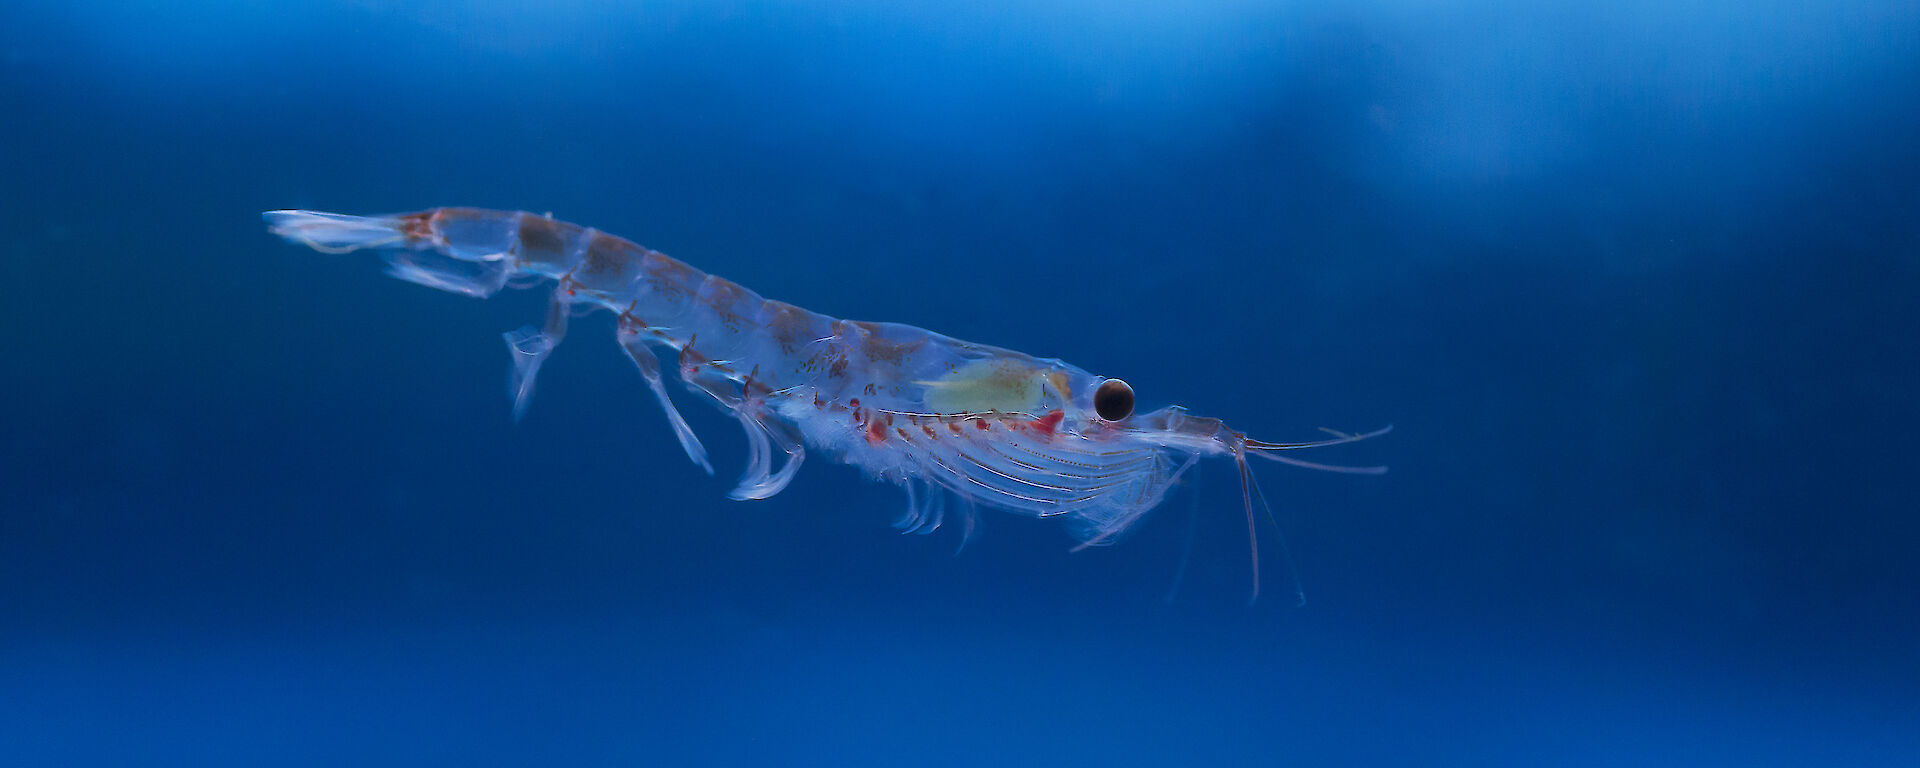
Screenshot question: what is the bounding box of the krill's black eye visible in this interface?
[1093,379,1135,421]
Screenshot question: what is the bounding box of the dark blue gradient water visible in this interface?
[4,1,1916,764]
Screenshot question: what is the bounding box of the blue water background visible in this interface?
[4,1,1917,764]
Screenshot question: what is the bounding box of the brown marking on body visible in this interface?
[399,211,435,243]
[921,425,937,438]
[821,322,864,379]
[642,253,700,304]
[516,214,567,262]
[858,329,926,367]
[581,232,632,276]
[697,276,752,332]
[763,301,813,355]
[866,419,888,445]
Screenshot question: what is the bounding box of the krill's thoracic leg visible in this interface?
[732,412,804,501]
[676,347,805,500]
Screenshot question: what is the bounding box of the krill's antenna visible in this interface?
[1236,450,1262,606]
[1246,424,1392,475]
[1162,462,1202,605]
[1245,459,1307,608]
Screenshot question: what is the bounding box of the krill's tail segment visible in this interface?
[263,210,416,254]
[264,209,511,298]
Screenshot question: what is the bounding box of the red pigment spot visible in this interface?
[921,425,937,438]
[848,398,861,409]
[948,422,963,435]
[896,428,910,441]
[866,420,888,445]
[1030,410,1065,437]
[975,420,990,431]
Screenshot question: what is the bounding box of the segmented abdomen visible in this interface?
[422,208,828,392]
[416,207,1072,413]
